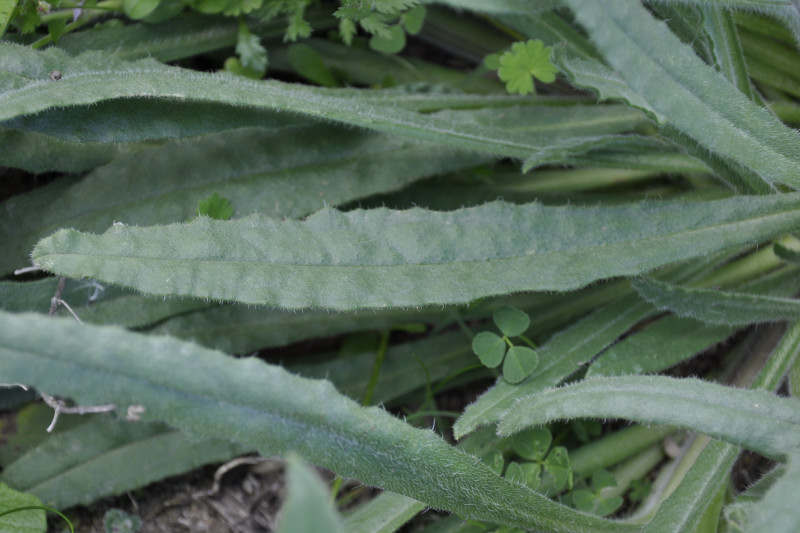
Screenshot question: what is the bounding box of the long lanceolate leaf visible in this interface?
[559,0,800,189]
[0,43,644,163]
[0,311,633,533]
[31,193,800,310]
[498,375,800,459]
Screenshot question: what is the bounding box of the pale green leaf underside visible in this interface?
[739,449,800,533]
[31,194,800,310]
[0,311,630,533]
[633,278,800,325]
[499,375,800,459]
[560,0,800,188]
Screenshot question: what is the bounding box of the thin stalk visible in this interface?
[569,425,676,479]
[604,444,665,500]
[362,331,390,407]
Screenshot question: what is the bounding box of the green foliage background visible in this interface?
[1,0,800,531]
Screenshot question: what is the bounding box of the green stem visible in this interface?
[362,330,390,406]
[569,425,676,479]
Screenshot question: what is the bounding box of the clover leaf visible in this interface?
[472,331,507,368]
[471,306,538,382]
[497,40,558,95]
[571,469,624,516]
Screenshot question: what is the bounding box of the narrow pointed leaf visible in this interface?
[0,43,647,164]
[633,278,800,325]
[0,311,632,533]
[587,315,732,377]
[499,375,800,459]
[559,0,800,188]
[31,194,800,310]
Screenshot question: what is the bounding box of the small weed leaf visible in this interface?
[503,346,538,384]
[481,450,505,475]
[103,509,141,533]
[122,0,159,20]
[196,192,234,220]
[572,469,623,517]
[497,40,558,95]
[493,306,530,337]
[542,447,572,491]
[0,483,49,532]
[512,427,552,462]
[504,461,541,490]
[401,4,426,35]
[472,331,506,368]
[370,24,406,53]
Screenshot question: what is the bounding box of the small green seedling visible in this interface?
[472,306,538,383]
[196,192,234,220]
[571,469,624,517]
[103,509,142,533]
[485,39,558,96]
[504,428,573,492]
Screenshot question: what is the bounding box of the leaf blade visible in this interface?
[499,375,800,459]
[0,311,633,533]
[31,194,800,310]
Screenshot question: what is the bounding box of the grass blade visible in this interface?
[499,375,800,459]
[0,311,633,533]
[31,194,800,310]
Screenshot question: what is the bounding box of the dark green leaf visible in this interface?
[511,428,551,462]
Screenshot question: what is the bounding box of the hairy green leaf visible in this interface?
[559,0,800,189]
[0,415,246,510]
[31,194,800,310]
[0,311,632,532]
[586,315,732,377]
[0,43,647,164]
[737,448,800,533]
[633,278,800,325]
[2,125,485,275]
[499,375,800,459]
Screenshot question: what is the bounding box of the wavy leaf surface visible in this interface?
[0,311,631,533]
[499,375,800,459]
[1,124,484,275]
[31,194,800,310]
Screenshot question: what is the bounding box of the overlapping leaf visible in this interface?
[31,194,800,310]
[0,311,632,533]
[559,0,800,189]
[499,375,800,459]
